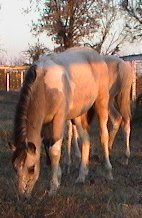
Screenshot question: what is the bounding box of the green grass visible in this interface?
[0,91,142,217]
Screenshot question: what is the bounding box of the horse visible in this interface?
[105,55,133,164]
[63,55,133,172]
[9,47,111,197]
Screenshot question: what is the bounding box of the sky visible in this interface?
[0,0,54,63]
[0,0,141,64]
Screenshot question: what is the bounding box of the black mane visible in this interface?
[14,64,37,145]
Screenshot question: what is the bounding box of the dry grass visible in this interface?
[0,91,142,218]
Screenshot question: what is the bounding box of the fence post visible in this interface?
[131,61,137,102]
[20,71,24,87]
[6,70,10,92]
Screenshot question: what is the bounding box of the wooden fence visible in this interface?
[0,66,27,91]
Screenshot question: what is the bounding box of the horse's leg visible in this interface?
[65,120,73,174]
[43,138,51,165]
[65,122,81,173]
[95,99,113,180]
[72,123,81,161]
[64,121,80,174]
[42,124,52,165]
[48,111,64,196]
[121,118,131,165]
[108,103,122,152]
[74,116,90,183]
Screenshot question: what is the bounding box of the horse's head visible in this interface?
[9,142,40,198]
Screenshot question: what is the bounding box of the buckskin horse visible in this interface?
[63,55,133,172]
[9,47,111,197]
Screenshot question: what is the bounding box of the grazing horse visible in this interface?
[9,47,111,197]
[64,55,133,172]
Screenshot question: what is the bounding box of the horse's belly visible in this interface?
[67,70,98,119]
[67,91,96,119]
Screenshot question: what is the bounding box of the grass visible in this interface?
[0,91,142,217]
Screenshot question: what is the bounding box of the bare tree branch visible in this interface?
[25,0,142,54]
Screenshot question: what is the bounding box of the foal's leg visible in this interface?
[121,118,131,165]
[108,103,122,152]
[74,117,90,183]
[48,111,64,196]
[95,99,113,180]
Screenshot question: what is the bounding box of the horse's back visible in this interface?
[104,55,133,93]
[36,47,109,120]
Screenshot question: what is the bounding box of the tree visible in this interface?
[121,0,142,24]
[27,0,141,54]
[121,0,142,39]
[83,1,138,54]
[23,39,50,63]
[30,0,99,49]
[8,56,26,66]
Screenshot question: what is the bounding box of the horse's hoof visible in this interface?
[48,182,59,196]
[67,166,70,175]
[75,176,85,184]
[125,160,129,165]
[107,171,113,180]
[63,165,70,175]
[123,158,129,165]
[121,157,129,166]
[48,188,58,197]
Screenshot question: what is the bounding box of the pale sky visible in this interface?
[0,0,54,63]
[0,0,141,64]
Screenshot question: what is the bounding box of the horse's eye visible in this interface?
[28,165,35,174]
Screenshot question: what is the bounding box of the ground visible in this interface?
[0,91,142,218]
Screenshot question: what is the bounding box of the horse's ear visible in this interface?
[8,142,16,151]
[27,142,36,154]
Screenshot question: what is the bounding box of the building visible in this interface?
[121,54,142,76]
[121,54,142,99]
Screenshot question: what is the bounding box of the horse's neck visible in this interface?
[26,102,44,147]
[26,122,42,148]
